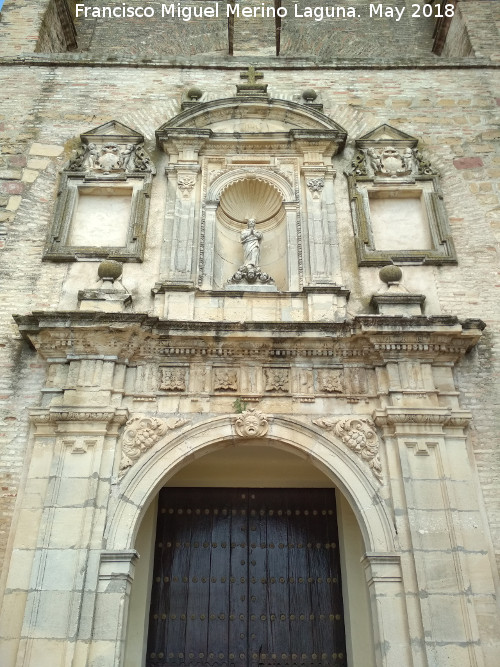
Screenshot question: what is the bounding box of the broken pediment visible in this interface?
[157,98,347,134]
[156,69,347,155]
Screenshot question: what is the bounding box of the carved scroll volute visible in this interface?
[119,415,189,475]
[313,416,383,483]
[234,409,269,438]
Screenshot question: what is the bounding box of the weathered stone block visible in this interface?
[28,143,64,157]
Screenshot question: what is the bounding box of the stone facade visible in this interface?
[0,2,500,667]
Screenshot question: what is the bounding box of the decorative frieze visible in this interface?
[313,416,383,483]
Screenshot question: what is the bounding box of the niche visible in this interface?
[213,177,288,290]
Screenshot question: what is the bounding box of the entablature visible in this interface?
[14,312,484,365]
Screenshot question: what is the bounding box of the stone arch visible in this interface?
[105,415,395,555]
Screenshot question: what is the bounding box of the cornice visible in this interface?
[0,55,497,71]
[13,312,484,363]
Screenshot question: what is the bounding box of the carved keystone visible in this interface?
[234,409,269,438]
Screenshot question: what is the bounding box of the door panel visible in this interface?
[147,489,346,667]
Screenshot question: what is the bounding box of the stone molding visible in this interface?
[312,416,383,483]
[156,97,348,138]
[374,407,473,438]
[107,414,395,554]
[30,406,127,424]
[361,553,403,584]
[99,550,139,584]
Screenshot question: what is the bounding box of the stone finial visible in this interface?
[379,264,403,285]
[78,259,131,312]
[98,259,123,283]
[302,89,317,103]
[371,264,425,316]
[186,86,203,101]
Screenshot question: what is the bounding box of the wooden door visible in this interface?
[147,489,346,667]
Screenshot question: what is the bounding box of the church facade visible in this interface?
[0,2,499,667]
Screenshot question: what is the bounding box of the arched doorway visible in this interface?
[123,445,375,667]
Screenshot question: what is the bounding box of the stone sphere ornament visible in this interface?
[187,86,203,101]
[379,264,403,285]
[302,89,318,103]
[98,259,123,282]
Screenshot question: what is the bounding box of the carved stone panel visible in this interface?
[120,415,189,474]
[159,366,187,392]
[213,367,238,392]
[317,369,343,393]
[234,409,269,438]
[264,367,290,393]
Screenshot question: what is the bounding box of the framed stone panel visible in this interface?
[44,121,155,262]
[347,125,457,266]
[44,173,151,262]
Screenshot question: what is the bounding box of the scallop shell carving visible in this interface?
[219,178,283,225]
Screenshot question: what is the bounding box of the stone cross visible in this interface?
[240,66,263,85]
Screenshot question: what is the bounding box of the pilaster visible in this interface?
[87,551,138,667]
[374,408,488,667]
[302,165,340,285]
[362,554,414,667]
[3,408,128,667]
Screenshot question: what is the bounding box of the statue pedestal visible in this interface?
[225,283,278,293]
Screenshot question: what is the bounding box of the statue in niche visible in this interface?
[241,219,262,267]
[228,218,275,286]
